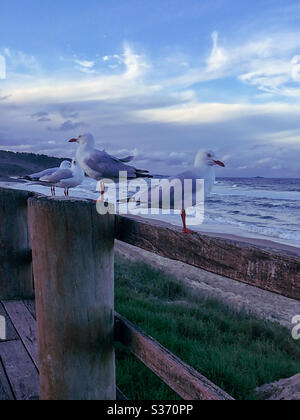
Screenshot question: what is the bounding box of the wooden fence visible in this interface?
[0,186,299,400]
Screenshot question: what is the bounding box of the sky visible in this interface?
[1,0,300,177]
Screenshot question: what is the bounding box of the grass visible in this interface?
[115,255,300,400]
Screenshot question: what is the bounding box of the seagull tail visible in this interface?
[119,155,135,163]
[136,172,153,179]
[15,175,36,181]
[135,169,153,178]
[136,168,149,173]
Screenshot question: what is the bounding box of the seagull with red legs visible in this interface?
[69,133,152,202]
[128,150,225,234]
[18,160,72,196]
[37,160,85,197]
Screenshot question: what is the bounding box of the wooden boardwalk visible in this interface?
[0,299,39,400]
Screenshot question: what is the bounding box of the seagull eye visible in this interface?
[207,153,212,158]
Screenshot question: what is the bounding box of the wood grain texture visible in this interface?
[0,340,39,400]
[0,188,34,300]
[115,313,234,401]
[116,215,300,300]
[116,386,128,400]
[23,299,36,319]
[0,359,14,400]
[3,300,38,369]
[28,197,116,400]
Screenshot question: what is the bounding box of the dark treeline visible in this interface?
[0,150,70,179]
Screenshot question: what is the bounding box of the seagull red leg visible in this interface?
[100,182,105,202]
[181,210,194,234]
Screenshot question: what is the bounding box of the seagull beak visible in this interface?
[68,138,78,143]
[214,160,225,167]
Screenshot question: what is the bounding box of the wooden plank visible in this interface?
[0,188,34,300]
[116,215,300,301]
[116,386,128,400]
[23,299,36,319]
[0,340,39,400]
[3,301,38,369]
[28,196,116,401]
[0,302,18,342]
[0,359,14,400]
[115,312,234,401]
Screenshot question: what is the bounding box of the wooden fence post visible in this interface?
[0,187,34,300]
[28,196,116,400]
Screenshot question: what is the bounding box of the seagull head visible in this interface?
[194,150,225,168]
[71,159,82,169]
[71,159,85,178]
[68,133,95,147]
[60,160,72,169]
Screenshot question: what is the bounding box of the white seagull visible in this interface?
[68,133,152,183]
[129,150,225,233]
[38,160,85,197]
[20,160,72,196]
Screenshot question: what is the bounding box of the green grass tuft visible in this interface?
[115,255,300,400]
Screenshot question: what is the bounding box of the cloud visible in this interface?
[75,59,96,74]
[257,157,274,165]
[259,129,300,145]
[239,56,300,95]
[48,120,87,132]
[207,32,229,72]
[1,34,300,177]
[2,44,154,105]
[1,47,41,78]
[37,117,52,123]
[59,107,79,120]
[122,43,149,80]
[159,30,300,99]
[32,111,49,118]
[134,102,300,125]
[75,60,95,69]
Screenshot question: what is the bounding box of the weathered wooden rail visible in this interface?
[0,186,299,400]
[116,215,300,301]
[115,313,232,400]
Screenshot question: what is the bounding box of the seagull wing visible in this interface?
[84,149,136,178]
[118,156,135,163]
[40,168,73,183]
[24,167,58,180]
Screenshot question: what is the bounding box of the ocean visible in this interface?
[4,176,300,248]
[205,177,300,247]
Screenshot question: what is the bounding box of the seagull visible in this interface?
[19,160,72,196]
[128,150,225,233]
[68,133,152,197]
[38,160,85,197]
